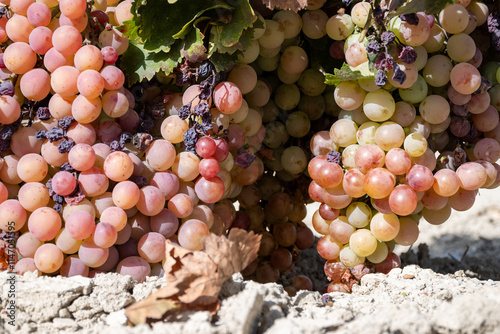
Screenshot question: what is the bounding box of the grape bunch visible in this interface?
[0,0,318,289]
[301,0,500,292]
[0,0,499,297]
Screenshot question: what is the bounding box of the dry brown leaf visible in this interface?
[261,0,308,12]
[125,296,180,325]
[125,230,261,325]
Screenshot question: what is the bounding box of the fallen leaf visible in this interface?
[125,229,261,325]
[125,296,180,325]
[261,0,308,12]
[0,241,8,271]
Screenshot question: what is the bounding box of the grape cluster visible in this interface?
[0,0,318,289]
[0,0,499,296]
[302,0,500,292]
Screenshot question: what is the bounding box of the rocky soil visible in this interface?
[1,185,500,334]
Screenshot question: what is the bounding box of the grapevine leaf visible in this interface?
[218,0,256,47]
[124,0,232,54]
[325,63,370,86]
[392,0,454,16]
[125,298,180,325]
[384,0,406,11]
[120,40,183,84]
[210,52,238,72]
[182,27,207,63]
[125,230,261,325]
[261,0,308,12]
[367,51,380,74]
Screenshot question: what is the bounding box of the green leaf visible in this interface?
[124,0,232,54]
[325,63,370,86]
[182,27,207,63]
[120,41,183,85]
[210,26,245,56]
[210,52,238,72]
[392,0,454,16]
[367,51,379,74]
[218,0,256,47]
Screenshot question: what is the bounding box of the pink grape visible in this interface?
[103,151,134,182]
[100,206,128,231]
[97,121,122,144]
[322,183,352,209]
[26,206,62,241]
[308,180,324,202]
[116,256,151,283]
[406,165,434,192]
[138,232,166,263]
[388,184,418,216]
[15,258,38,275]
[59,12,89,32]
[101,65,125,90]
[43,47,74,72]
[371,196,393,214]
[308,155,327,181]
[374,252,401,274]
[59,0,87,20]
[79,166,109,197]
[0,95,22,125]
[194,176,225,204]
[129,212,151,241]
[78,239,109,268]
[354,144,385,173]
[34,243,64,273]
[433,169,460,197]
[60,256,89,277]
[112,181,140,209]
[96,246,120,272]
[67,122,97,145]
[20,69,51,101]
[213,81,243,114]
[199,158,220,179]
[448,188,476,211]
[18,182,50,212]
[29,26,52,55]
[317,162,344,188]
[213,138,229,162]
[329,216,355,244]
[318,203,340,221]
[363,168,395,199]
[150,208,179,238]
[168,193,194,218]
[93,222,118,248]
[421,187,449,210]
[456,162,487,190]
[77,70,105,98]
[27,2,51,27]
[16,232,43,258]
[52,26,83,56]
[102,46,118,64]
[136,186,165,216]
[317,235,342,260]
[178,219,210,251]
[473,138,500,163]
[68,143,95,171]
[56,228,82,254]
[65,210,96,240]
[150,171,180,200]
[115,224,132,245]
